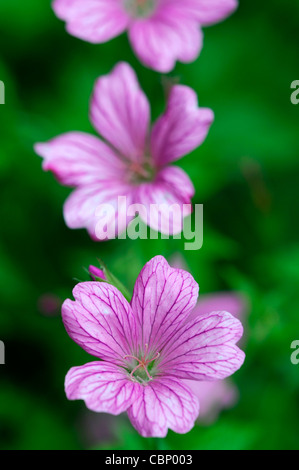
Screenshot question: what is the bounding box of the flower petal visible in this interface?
[135,166,194,235]
[128,14,202,73]
[159,311,245,381]
[62,282,137,363]
[63,183,134,240]
[52,0,130,43]
[65,361,137,414]
[90,62,150,162]
[127,377,199,437]
[151,85,214,166]
[131,256,199,354]
[172,0,238,26]
[34,132,125,187]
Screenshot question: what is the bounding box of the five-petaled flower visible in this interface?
[34,62,214,240]
[62,256,245,437]
[52,0,238,72]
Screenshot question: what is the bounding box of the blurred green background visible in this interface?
[0,0,299,450]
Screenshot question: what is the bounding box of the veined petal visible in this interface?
[128,15,202,73]
[62,282,137,363]
[131,256,199,354]
[34,132,125,187]
[159,311,245,381]
[52,0,130,43]
[151,85,214,166]
[63,183,134,240]
[127,377,199,437]
[65,362,138,414]
[90,62,150,163]
[158,166,195,200]
[135,166,194,235]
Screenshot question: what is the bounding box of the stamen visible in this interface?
[130,363,144,377]
[123,354,140,362]
[143,367,153,381]
[123,347,160,382]
[146,351,160,364]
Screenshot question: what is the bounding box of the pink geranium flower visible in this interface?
[34,62,214,239]
[62,256,245,437]
[168,254,247,423]
[185,292,248,423]
[52,0,238,72]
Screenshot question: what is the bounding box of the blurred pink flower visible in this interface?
[62,255,245,437]
[186,292,247,423]
[185,379,239,424]
[35,62,214,239]
[37,293,61,316]
[169,254,248,423]
[189,291,247,323]
[52,0,238,72]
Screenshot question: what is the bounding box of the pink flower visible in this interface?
[169,255,248,422]
[185,379,239,424]
[62,256,245,437]
[37,293,62,317]
[186,292,247,423]
[188,291,247,324]
[34,62,214,240]
[52,0,238,72]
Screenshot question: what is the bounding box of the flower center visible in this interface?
[124,344,160,383]
[127,160,156,185]
[123,0,158,18]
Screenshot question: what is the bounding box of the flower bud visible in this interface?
[88,265,106,282]
[88,263,130,302]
